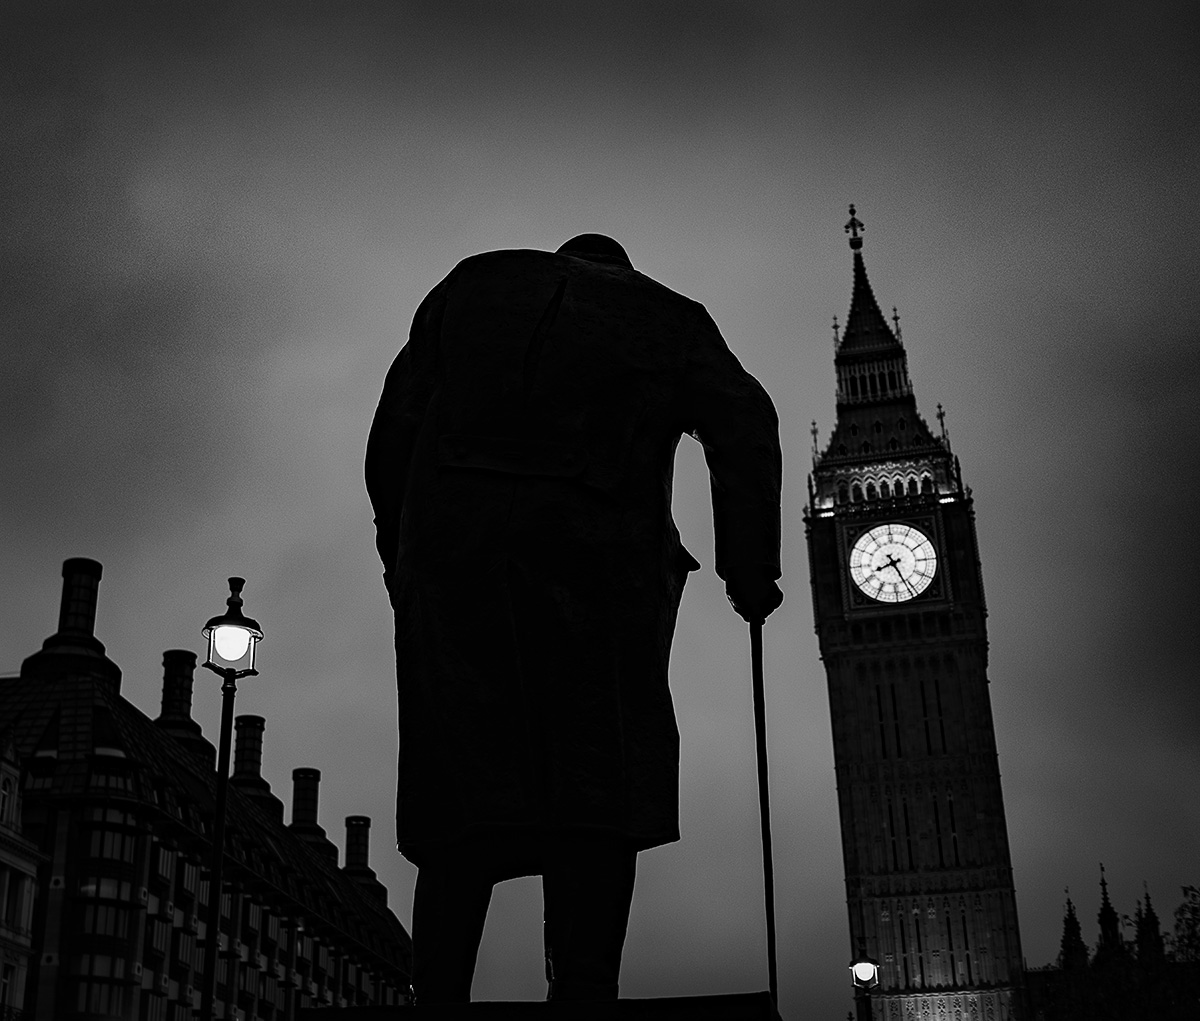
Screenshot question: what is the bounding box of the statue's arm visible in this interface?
[365,277,447,590]
[681,309,783,607]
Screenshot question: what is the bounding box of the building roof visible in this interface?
[0,646,411,982]
[837,223,903,358]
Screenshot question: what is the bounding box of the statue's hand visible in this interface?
[724,569,783,624]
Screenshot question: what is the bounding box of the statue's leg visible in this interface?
[411,856,494,1004]
[543,831,637,1001]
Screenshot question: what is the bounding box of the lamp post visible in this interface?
[198,577,263,1021]
[849,943,880,1021]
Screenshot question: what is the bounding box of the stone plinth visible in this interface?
[298,991,782,1019]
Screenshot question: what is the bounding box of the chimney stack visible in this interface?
[291,768,321,829]
[345,816,371,871]
[22,558,120,689]
[57,557,102,639]
[154,651,214,769]
[290,768,338,867]
[233,715,266,782]
[344,816,388,906]
[230,715,283,822]
[159,650,199,723]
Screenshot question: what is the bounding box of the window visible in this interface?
[79,877,132,900]
[141,991,167,1021]
[908,478,919,495]
[74,954,128,1015]
[873,420,883,434]
[921,476,934,494]
[852,484,863,502]
[861,442,872,454]
[888,370,898,390]
[866,482,877,500]
[82,904,130,938]
[89,828,136,862]
[880,481,890,499]
[838,484,849,504]
[157,845,174,881]
[849,377,859,397]
[151,919,170,955]
[0,778,10,823]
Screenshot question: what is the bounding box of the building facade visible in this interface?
[804,210,1024,1020]
[0,558,411,1019]
[0,736,44,1018]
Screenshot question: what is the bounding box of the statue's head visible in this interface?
[556,233,632,269]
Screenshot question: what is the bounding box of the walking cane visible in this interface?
[750,619,780,1010]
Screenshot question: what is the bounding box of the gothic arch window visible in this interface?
[838,484,849,504]
[869,374,878,395]
[850,376,859,398]
[852,483,863,502]
[873,420,883,434]
[888,438,899,451]
[880,481,890,498]
[866,482,877,500]
[921,475,934,494]
[0,778,9,823]
[850,423,859,437]
[908,477,919,495]
[898,418,907,431]
[861,442,872,454]
[888,370,898,390]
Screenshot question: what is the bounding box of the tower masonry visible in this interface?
[804,208,1024,1021]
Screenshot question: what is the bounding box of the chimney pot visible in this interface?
[160,650,198,722]
[233,715,266,779]
[345,816,371,871]
[58,557,103,637]
[292,768,321,828]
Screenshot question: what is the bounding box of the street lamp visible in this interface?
[199,577,263,1021]
[849,943,880,1021]
[849,956,880,989]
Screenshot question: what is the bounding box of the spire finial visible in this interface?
[845,204,864,250]
[811,420,819,456]
[892,306,901,339]
[832,314,840,348]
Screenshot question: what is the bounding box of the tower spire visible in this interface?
[1097,862,1123,953]
[837,205,901,355]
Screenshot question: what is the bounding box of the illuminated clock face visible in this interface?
[849,523,938,603]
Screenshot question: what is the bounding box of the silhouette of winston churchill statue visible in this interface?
[366,233,783,1004]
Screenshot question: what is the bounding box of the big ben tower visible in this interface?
[805,208,1025,1021]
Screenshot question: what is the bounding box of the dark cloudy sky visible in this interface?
[3,2,1197,1015]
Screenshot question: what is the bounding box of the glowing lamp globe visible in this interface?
[202,577,264,676]
[213,625,251,662]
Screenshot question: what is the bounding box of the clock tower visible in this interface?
[805,209,1025,1020]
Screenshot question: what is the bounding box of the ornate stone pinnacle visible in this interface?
[845,204,864,250]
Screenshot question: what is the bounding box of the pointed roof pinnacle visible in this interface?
[837,205,903,356]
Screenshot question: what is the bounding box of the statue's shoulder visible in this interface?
[443,249,714,327]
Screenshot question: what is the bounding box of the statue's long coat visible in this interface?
[366,248,781,869]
